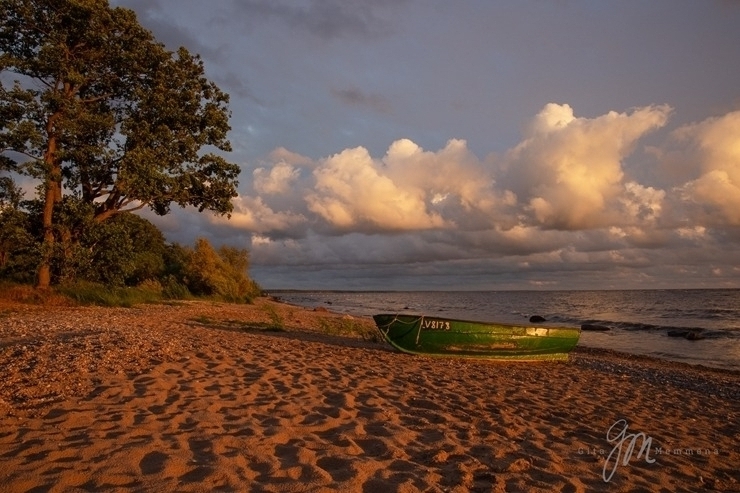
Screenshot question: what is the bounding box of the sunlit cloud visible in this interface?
[498,103,671,230]
[267,147,313,167]
[199,102,740,288]
[673,110,740,225]
[224,102,740,246]
[306,145,448,232]
[212,195,307,238]
[253,162,300,195]
[382,138,516,229]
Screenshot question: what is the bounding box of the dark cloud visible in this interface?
[231,0,402,41]
[112,0,212,55]
[331,87,392,114]
[112,0,256,101]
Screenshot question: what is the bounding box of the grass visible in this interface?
[55,282,163,307]
[317,316,381,342]
[0,282,75,306]
[261,304,286,331]
[188,314,286,333]
[1,281,381,342]
[0,280,168,308]
[191,314,216,325]
[0,280,256,308]
[187,312,380,342]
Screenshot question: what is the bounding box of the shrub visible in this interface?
[56,281,161,307]
[161,276,192,300]
[183,238,261,303]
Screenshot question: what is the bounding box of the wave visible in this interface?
[568,318,739,339]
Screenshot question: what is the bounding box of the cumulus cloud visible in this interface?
[673,110,740,225]
[224,102,721,246]
[498,103,671,230]
[222,136,520,241]
[306,146,448,232]
[229,103,740,245]
[204,103,740,288]
[267,147,313,167]
[383,138,509,215]
[212,195,307,239]
[253,162,300,195]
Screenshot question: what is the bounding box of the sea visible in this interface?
[270,289,740,371]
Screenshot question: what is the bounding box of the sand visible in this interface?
[1,298,738,492]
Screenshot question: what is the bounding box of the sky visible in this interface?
[108,0,740,291]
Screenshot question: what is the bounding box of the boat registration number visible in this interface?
[422,319,451,331]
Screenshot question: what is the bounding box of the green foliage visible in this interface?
[56,281,162,307]
[0,199,261,305]
[46,197,132,285]
[0,206,38,283]
[162,243,190,282]
[29,197,139,286]
[183,237,261,303]
[0,176,23,207]
[317,316,381,342]
[0,281,73,306]
[261,304,285,330]
[0,0,239,287]
[109,213,167,285]
[160,276,192,300]
[0,178,38,282]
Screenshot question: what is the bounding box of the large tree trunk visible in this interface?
[36,179,56,289]
[36,134,62,290]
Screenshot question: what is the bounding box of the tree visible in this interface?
[183,238,260,303]
[110,212,167,285]
[0,177,38,282]
[217,244,261,301]
[0,0,240,288]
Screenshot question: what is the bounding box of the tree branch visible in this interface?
[79,93,114,104]
[1,147,42,162]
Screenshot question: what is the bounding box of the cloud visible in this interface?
[306,145,448,232]
[200,103,740,289]
[267,147,313,167]
[253,162,300,195]
[383,138,500,213]
[211,195,307,239]
[225,102,730,245]
[673,110,740,225]
[498,103,672,230]
[227,136,516,239]
[332,87,392,114]
[113,0,217,57]
[231,0,401,41]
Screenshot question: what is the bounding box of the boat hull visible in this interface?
[373,314,580,361]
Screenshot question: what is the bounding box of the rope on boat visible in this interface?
[377,314,424,344]
[416,316,424,345]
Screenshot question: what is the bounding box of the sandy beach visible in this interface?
[1,298,738,492]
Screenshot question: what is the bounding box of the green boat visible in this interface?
[373,314,581,361]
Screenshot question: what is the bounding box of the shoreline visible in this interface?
[1,298,738,491]
[271,291,740,372]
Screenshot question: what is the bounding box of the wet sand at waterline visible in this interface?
[1,298,738,492]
